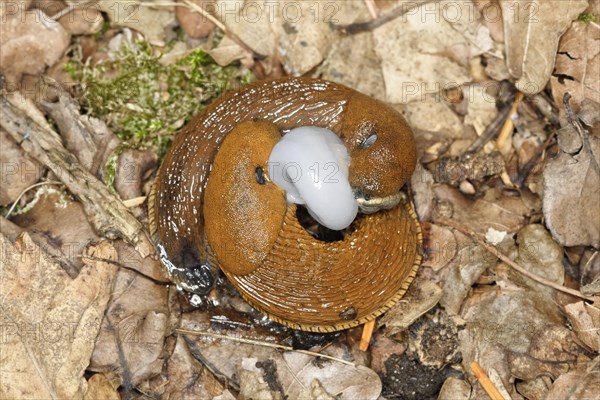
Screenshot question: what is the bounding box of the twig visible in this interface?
[470,362,506,400]
[334,0,434,34]
[359,319,376,351]
[496,91,524,152]
[4,181,62,219]
[0,94,155,258]
[176,329,356,367]
[364,0,379,19]
[438,218,595,302]
[122,196,146,208]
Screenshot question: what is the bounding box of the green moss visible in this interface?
[578,13,596,22]
[67,38,242,159]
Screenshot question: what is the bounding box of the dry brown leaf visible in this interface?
[422,223,457,271]
[545,362,600,399]
[433,185,540,234]
[543,124,600,247]
[0,234,117,399]
[551,16,600,109]
[500,0,589,94]
[373,1,492,104]
[163,336,225,399]
[184,327,382,399]
[508,325,586,381]
[439,232,497,314]
[438,376,471,400]
[459,290,565,399]
[0,8,70,84]
[89,268,170,386]
[564,301,600,352]
[83,373,120,400]
[12,191,100,273]
[379,276,442,335]
[319,31,386,101]
[175,0,216,38]
[99,1,176,46]
[508,224,565,295]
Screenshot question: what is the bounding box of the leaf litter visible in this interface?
[1,0,599,399]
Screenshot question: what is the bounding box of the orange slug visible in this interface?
[148,77,422,332]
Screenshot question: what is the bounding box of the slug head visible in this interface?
[341,92,417,199]
[204,120,286,276]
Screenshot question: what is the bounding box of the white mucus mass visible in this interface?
[268,126,358,230]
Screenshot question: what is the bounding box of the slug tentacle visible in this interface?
[149,77,422,331]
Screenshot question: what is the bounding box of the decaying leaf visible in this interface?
[373,1,492,104]
[379,276,443,335]
[0,234,117,399]
[99,1,176,46]
[0,8,70,84]
[551,2,600,110]
[459,290,565,399]
[564,301,600,352]
[183,323,382,399]
[543,119,600,247]
[500,0,589,94]
[89,268,170,387]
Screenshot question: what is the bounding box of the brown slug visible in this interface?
[148,77,422,332]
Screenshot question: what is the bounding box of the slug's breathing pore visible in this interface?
[149,77,422,332]
[268,127,358,231]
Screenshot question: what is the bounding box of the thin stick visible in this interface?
[335,0,434,34]
[4,181,62,219]
[359,319,376,351]
[470,362,506,400]
[176,329,356,367]
[364,0,379,19]
[438,219,595,302]
[496,91,524,151]
[122,196,146,208]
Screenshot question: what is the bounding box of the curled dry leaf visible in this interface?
[0,234,117,399]
[0,8,70,84]
[0,128,44,206]
[500,0,589,95]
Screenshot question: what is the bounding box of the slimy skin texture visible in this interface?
[148,77,421,332]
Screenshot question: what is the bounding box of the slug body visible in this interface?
[149,77,421,332]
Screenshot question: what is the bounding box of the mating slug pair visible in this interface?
[148,77,422,332]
